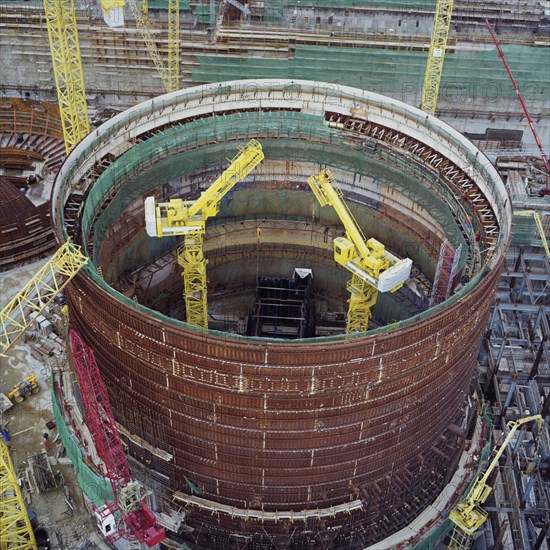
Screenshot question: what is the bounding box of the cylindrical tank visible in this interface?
[52,80,510,548]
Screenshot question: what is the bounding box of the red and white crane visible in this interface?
[70,329,166,547]
[485,19,550,195]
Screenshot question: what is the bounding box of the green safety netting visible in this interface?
[286,0,436,7]
[51,374,114,507]
[511,213,550,249]
[82,110,466,274]
[148,0,190,10]
[192,45,549,101]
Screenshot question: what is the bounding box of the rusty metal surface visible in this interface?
[66,256,503,546]
[52,81,512,547]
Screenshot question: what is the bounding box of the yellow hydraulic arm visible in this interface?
[0,441,37,550]
[448,414,543,547]
[43,0,90,154]
[421,0,454,115]
[514,210,550,259]
[307,169,412,333]
[0,241,88,356]
[144,139,264,328]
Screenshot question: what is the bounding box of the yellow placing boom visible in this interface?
[307,169,412,333]
[0,241,88,356]
[144,139,265,328]
[448,414,543,547]
[0,441,37,550]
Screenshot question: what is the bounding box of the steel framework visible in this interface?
[43,0,90,154]
[421,0,454,115]
[0,241,88,356]
[0,441,37,550]
[70,330,165,547]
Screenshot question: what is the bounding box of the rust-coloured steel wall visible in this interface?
[67,258,502,546]
[54,81,511,548]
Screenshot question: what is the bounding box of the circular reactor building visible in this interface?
[52,80,511,549]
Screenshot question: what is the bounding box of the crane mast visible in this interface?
[0,441,37,549]
[485,19,550,194]
[421,0,454,115]
[448,414,543,548]
[145,139,264,328]
[43,0,90,154]
[70,330,166,547]
[0,241,88,356]
[307,169,412,333]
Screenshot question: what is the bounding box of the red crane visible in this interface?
[485,19,550,196]
[70,329,166,547]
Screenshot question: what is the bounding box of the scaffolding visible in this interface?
[477,213,550,549]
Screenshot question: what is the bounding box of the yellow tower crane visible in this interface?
[0,241,88,356]
[306,169,412,333]
[127,0,180,93]
[43,0,90,154]
[144,139,264,328]
[421,0,454,115]
[0,441,37,549]
[448,414,544,549]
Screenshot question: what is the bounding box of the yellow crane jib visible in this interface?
[144,139,264,328]
[307,170,412,332]
[0,441,38,549]
[0,241,88,356]
[449,414,543,538]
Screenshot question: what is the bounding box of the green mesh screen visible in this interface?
[286,0,436,6]
[192,45,549,100]
[148,0,190,9]
[265,0,284,23]
[193,4,211,24]
[51,374,114,507]
[83,110,465,262]
[511,213,550,249]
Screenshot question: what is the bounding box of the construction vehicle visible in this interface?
[306,169,412,333]
[145,139,265,328]
[7,374,40,404]
[70,330,165,547]
[448,414,543,549]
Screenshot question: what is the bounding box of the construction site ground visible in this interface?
[1,259,109,550]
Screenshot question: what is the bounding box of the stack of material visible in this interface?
[27,451,58,493]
